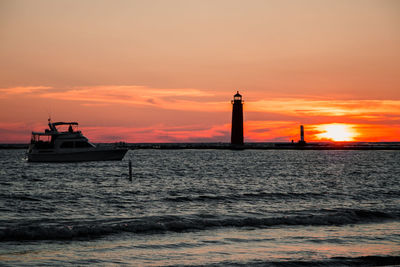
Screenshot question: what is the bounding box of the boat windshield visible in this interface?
[53,123,79,133]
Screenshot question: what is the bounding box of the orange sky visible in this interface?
[0,0,399,143]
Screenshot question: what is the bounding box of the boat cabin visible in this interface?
[29,121,95,151]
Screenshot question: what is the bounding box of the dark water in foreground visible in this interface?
[0,149,399,266]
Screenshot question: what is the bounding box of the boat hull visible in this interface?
[27,148,128,162]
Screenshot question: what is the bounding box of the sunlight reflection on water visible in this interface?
[2,222,399,266]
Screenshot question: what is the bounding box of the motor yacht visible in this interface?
[27,120,128,162]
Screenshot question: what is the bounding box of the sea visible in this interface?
[0,149,399,266]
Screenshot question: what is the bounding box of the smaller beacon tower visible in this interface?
[298,125,306,145]
[231,91,244,145]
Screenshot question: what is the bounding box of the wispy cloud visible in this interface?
[244,121,300,142]
[0,86,53,96]
[248,99,400,117]
[247,99,400,126]
[35,85,225,112]
[83,123,230,143]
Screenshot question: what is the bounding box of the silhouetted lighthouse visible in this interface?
[298,125,306,145]
[231,91,244,145]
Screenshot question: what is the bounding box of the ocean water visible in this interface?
[0,149,399,266]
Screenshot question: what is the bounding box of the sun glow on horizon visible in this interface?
[315,123,358,141]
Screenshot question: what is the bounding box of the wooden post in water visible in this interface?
[128,160,132,181]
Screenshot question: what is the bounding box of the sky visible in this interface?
[0,0,399,143]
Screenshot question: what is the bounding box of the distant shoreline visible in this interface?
[1,142,400,150]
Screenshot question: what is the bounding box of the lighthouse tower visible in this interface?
[300,125,305,143]
[231,91,244,145]
[298,125,306,145]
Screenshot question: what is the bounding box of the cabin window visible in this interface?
[60,141,74,148]
[75,141,93,148]
[36,141,54,149]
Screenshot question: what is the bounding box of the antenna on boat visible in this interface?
[47,102,54,121]
[45,104,54,125]
[48,116,52,129]
[47,116,56,132]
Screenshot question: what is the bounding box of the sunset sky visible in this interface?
[1,0,399,143]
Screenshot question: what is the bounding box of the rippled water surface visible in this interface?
[0,149,399,266]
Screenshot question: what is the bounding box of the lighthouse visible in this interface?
[231,91,244,145]
[298,125,306,145]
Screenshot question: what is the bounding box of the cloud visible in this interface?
[82,123,230,143]
[248,99,400,116]
[34,85,226,112]
[0,86,53,96]
[80,103,111,107]
[244,121,300,142]
[247,99,400,125]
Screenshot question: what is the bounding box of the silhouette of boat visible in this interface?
[27,120,128,162]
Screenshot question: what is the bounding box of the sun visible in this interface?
[315,123,357,141]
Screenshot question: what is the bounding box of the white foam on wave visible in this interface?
[0,209,398,241]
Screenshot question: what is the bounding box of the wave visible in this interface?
[171,256,400,267]
[164,191,327,202]
[1,209,398,241]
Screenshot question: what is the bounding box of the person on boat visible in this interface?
[68,125,73,133]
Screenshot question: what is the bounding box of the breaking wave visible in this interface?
[1,209,398,241]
